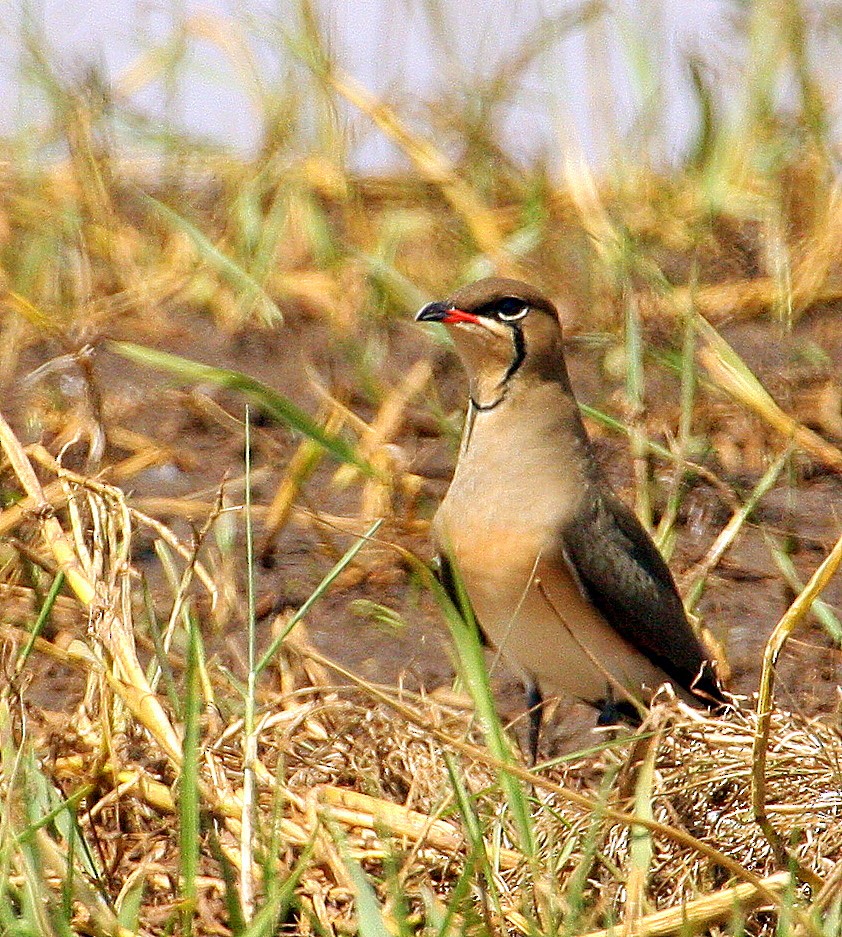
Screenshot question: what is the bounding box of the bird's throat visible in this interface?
[457,325,526,411]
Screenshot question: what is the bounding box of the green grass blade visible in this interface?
[14,783,92,849]
[429,560,536,859]
[179,616,203,936]
[116,872,145,931]
[142,577,182,718]
[207,827,245,934]
[655,292,698,559]
[14,570,64,674]
[624,288,652,529]
[241,407,258,921]
[579,402,683,465]
[561,765,620,937]
[256,517,383,676]
[684,449,789,613]
[341,855,393,937]
[110,340,374,474]
[239,840,316,937]
[443,753,504,925]
[765,534,842,643]
[628,737,658,910]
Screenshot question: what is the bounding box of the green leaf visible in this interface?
[344,860,393,937]
[109,341,374,475]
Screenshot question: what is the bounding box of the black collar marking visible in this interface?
[502,323,526,384]
[468,323,527,412]
[470,393,506,412]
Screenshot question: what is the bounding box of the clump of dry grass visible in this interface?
[597,708,842,897]
[10,644,842,936]
[0,410,839,935]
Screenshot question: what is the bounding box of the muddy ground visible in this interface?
[6,297,842,753]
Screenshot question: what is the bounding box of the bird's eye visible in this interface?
[496,298,529,322]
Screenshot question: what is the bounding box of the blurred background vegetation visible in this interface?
[2,0,840,349]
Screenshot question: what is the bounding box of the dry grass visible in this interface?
[7,598,842,936]
[0,428,840,936]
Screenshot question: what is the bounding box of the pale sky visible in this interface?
[1,1,837,172]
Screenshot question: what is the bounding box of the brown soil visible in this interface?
[5,300,842,752]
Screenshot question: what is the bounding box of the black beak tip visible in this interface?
[415,301,448,323]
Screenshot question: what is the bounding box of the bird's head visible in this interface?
[416,277,568,409]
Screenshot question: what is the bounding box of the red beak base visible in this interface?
[441,308,481,325]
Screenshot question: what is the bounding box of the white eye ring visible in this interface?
[498,305,528,322]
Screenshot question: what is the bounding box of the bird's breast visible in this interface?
[432,393,678,705]
[439,391,589,538]
[433,395,587,647]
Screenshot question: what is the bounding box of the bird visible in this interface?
[416,277,726,755]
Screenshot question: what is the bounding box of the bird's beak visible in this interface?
[416,302,481,325]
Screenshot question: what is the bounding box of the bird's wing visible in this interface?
[560,494,724,704]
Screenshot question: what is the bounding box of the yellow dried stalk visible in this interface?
[88,724,516,891]
[360,362,432,520]
[334,360,431,488]
[316,785,521,871]
[106,426,181,458]
[22,446,218,604]
[327,70,516,271]
[789,186,842,304]
[0,409,183,764]
[266,270,348,320]
[0,414,96,608]
[261,406,346,557]
[624,722,661,929]
[2,289,63,336]
[111,767,311,849]
[752,529,842,885]
[125,504,219,605]
[39,663,842,936]
[0,444,181,537]
[564,154,627,270]
[580,870,791,937]
[669,279,842,325]
[327,359,431,525]
[121,498,386,553]
[696,314,842,473]
[182,13,263,109]
[304,790,358,893]
[813,859,842,914]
